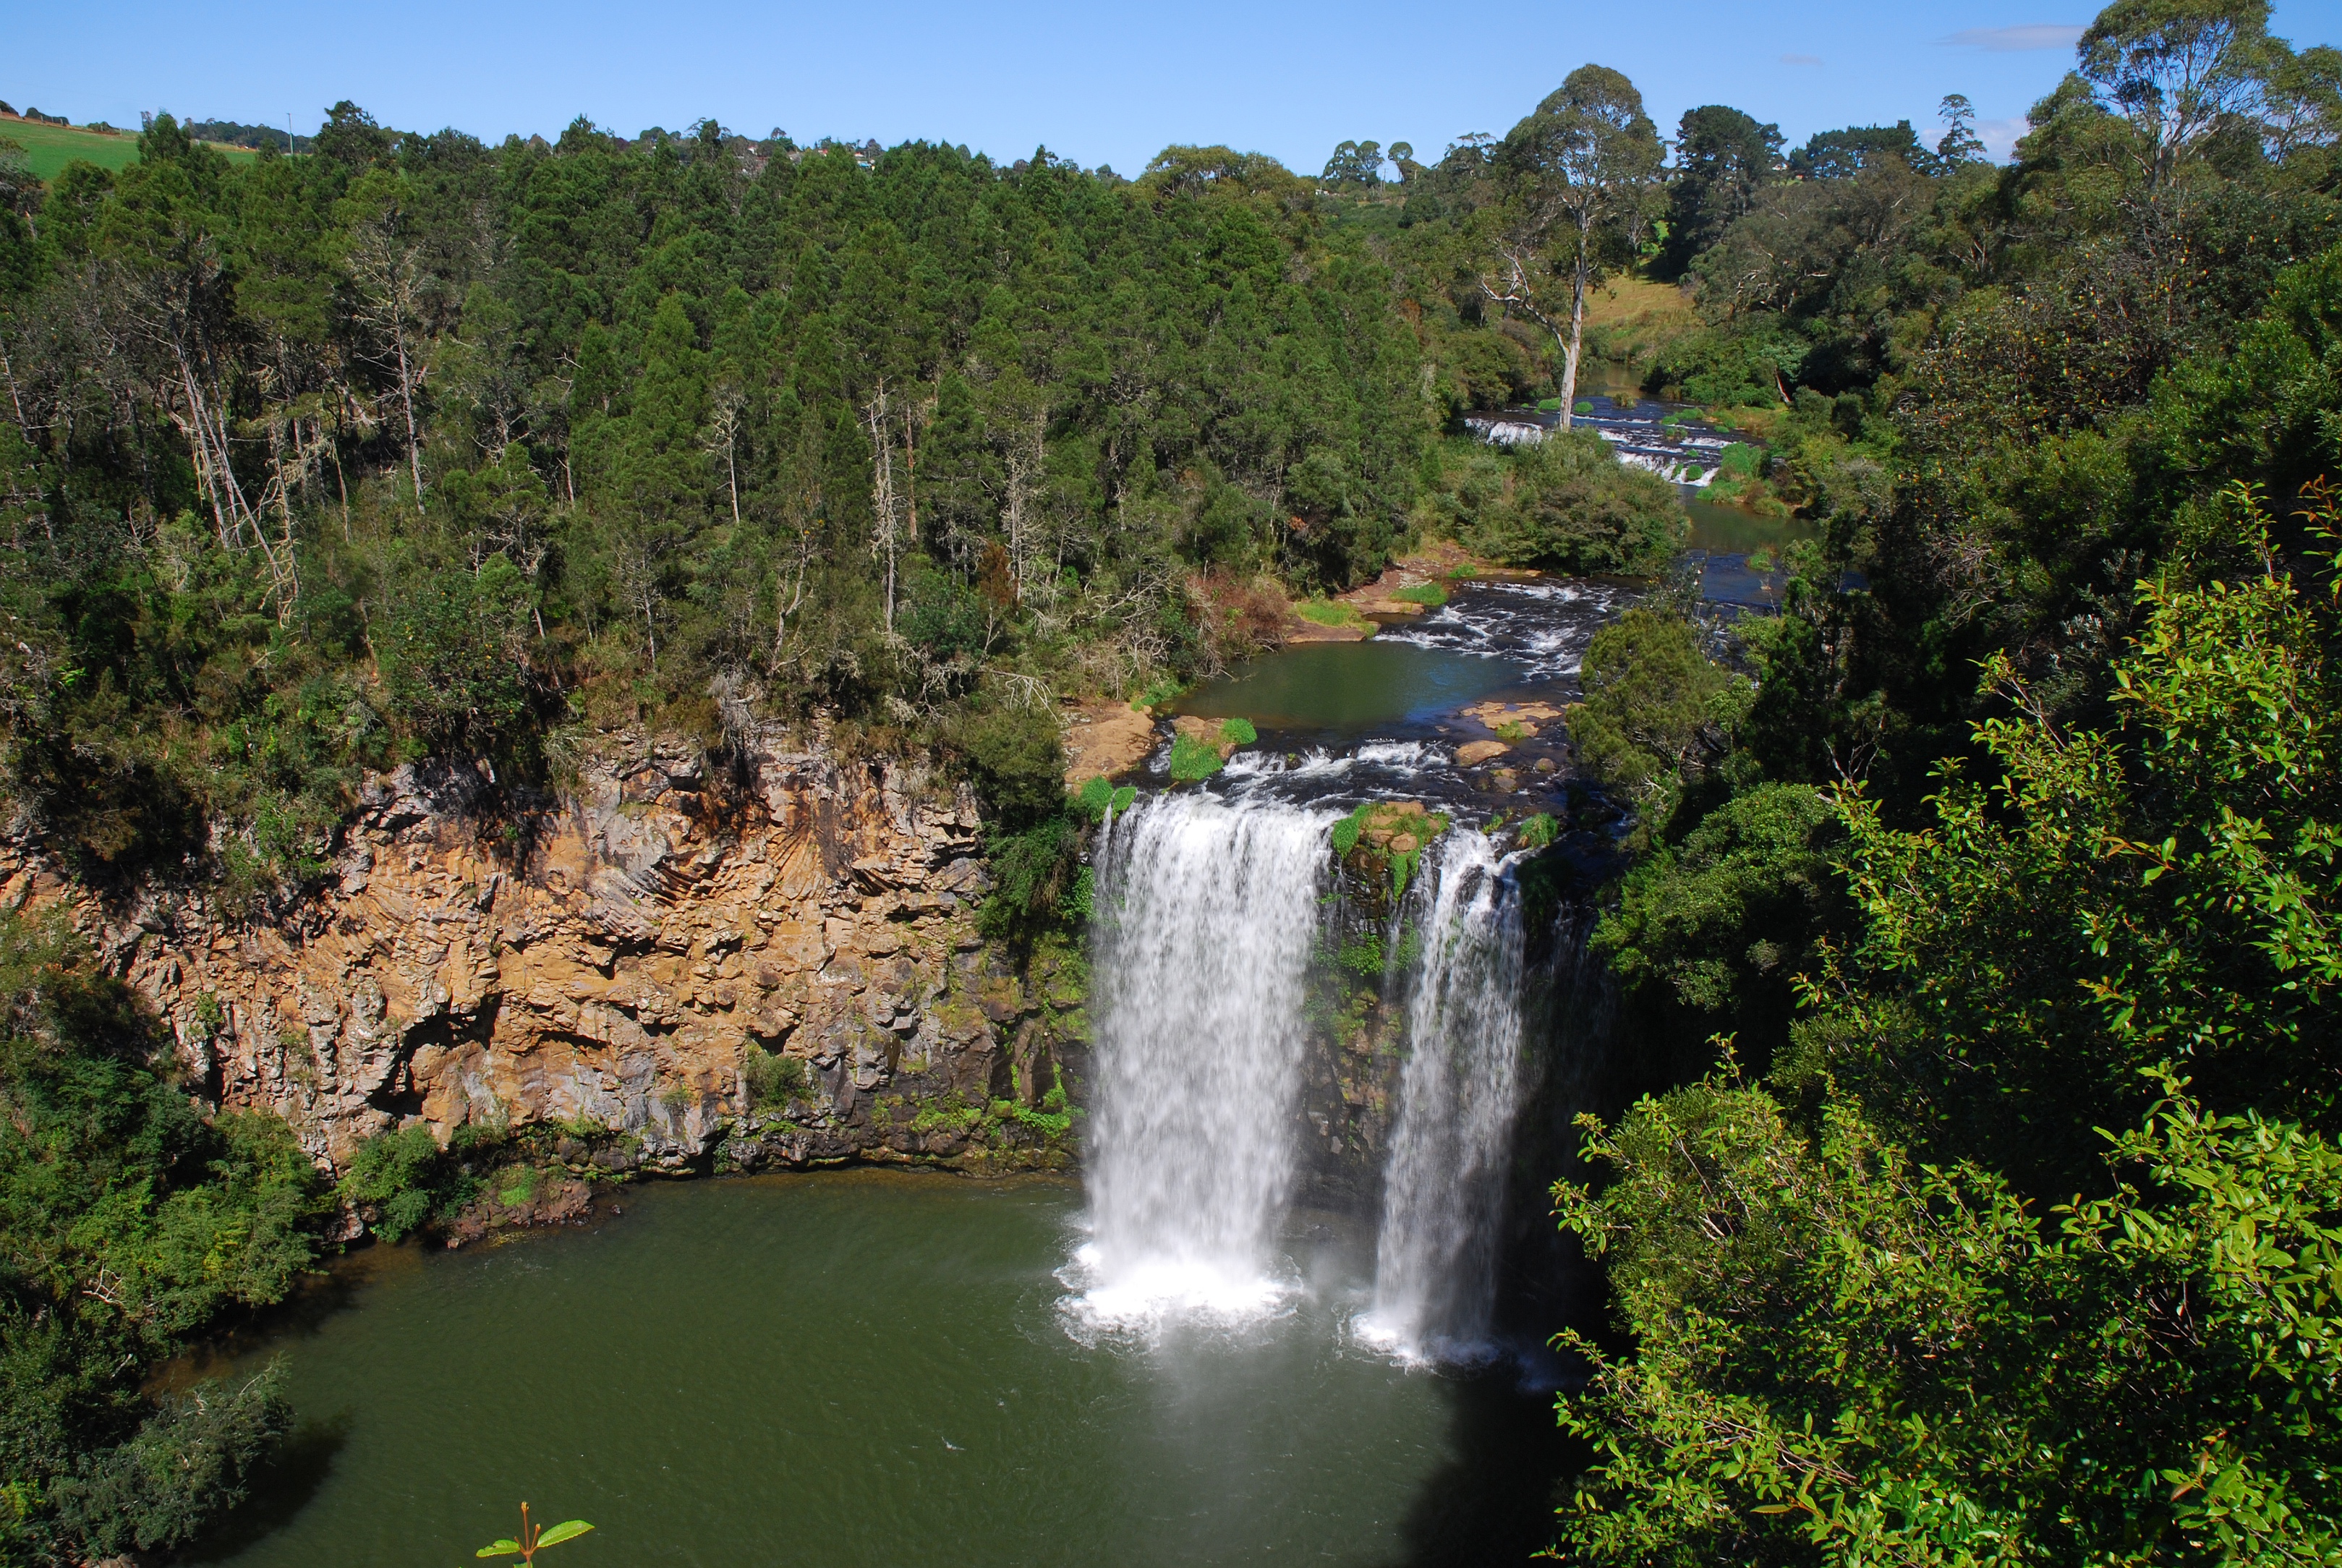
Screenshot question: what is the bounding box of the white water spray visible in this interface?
[1068,792,1332,1333]
[1362,829,1530,1361]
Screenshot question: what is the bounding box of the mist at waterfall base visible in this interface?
[1067,790,1555,1371]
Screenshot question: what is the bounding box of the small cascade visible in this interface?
[1362,829,1531,1362]
[1067,791,1334,1332]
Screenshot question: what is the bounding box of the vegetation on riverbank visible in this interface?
[0,913,329,1561]
[0,91,1716,914]
[1551,2,2342,1557]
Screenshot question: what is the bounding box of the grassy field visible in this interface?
[1583,276,1697,332]
[0,116,257,181]
[1582,275,1699,375]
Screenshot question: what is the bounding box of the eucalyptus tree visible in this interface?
[2079,0,2284,188]
[1484,65,1663,427]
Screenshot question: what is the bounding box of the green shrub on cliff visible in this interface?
[744,1046,812,1109]
[1568,610,1751,811]
[979,815,1087,943]
[339,1126,445,1241]
[953,702,1068,832]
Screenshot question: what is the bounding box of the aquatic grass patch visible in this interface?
[909,1099,986,1138]
[1389,847,1423,900]
[497,1167,538,1210]
[1330,924,1424,979]
[1072,776,1138,819]
[1130,675,1187,711]
[1219,717,1258,746]
[988,1070,1075,1142]
[1391,581,1449,608]
[1168,733,1225,782]
[1298,597,1371,631]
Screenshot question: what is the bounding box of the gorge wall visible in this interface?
[0,736,1091,1177]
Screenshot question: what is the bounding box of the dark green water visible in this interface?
[197,1172,1543,1568]
[1173,641,1521,741]
[1684,498,1816,555]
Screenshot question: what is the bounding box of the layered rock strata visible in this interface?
[0,740,1088,1175]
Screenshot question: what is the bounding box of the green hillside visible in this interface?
[0,116,255,179]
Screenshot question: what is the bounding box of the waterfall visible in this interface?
[1362,829,1530,1362]
[1067,791,1332,1331]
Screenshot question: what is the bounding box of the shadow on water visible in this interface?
[187,1413,352,1562]
[155,1242,416,1392]
[1392,1367,1575,1568]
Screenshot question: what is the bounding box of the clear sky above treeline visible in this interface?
[17,0,2342,174]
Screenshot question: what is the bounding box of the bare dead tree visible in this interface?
[704,383,744,527]
[1002,409,1047,605]
[865,381,903,632]
[345,226,430,513]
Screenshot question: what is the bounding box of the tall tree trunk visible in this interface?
[391,299,424,514]
[0,338,25,431]
[866,384,899,634]
[901,404,917,546]
[1559,214,1593,432]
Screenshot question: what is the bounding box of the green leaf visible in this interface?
[478,1541,523,1557]
[536,1520,596,1548]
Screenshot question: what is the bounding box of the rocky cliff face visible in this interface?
[0,738,1089,1176]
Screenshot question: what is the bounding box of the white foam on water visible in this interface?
[1055,1242,1302,1346]
[1352,739,1447,770]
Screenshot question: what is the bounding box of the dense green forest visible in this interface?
[1551,2,2342,1561]
[4,0,2342,1556]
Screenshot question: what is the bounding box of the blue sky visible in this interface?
[16,0,2342,174]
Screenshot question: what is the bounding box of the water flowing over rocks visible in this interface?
[1069,740,1609,1359]
[0,736,1088,1176]
[1362,829,1532,1362]
[1070,793,1335,1331]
